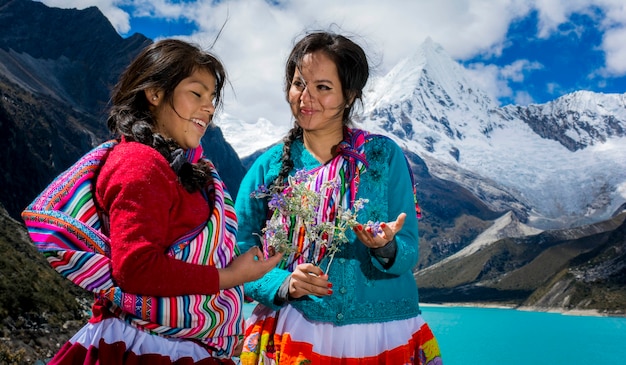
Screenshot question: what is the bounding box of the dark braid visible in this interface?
[107,39,227,193]
[274,125,303,187]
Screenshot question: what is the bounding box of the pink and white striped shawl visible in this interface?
[21,140,244,357]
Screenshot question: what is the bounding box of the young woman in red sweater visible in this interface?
[22,39,282,364]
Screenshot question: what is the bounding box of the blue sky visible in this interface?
[37,0,626,126]
[467,7,626,106]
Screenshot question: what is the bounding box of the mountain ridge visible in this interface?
[416,211,626,314]
[0,0,151,115]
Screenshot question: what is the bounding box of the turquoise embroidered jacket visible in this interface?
[235,135,421,325]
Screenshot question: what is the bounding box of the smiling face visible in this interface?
[151,68,217,150]
[288,51,348,134]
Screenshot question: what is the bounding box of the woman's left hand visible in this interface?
[353,212,406,249]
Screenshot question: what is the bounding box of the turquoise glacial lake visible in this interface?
[243,303,626,365]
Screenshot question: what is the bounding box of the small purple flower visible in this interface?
[251,184,270,198]
[294,169,309,183]
[366,221,383,236]
[263,223,276,235]
[352,198,368,211]
[268,193,285,209]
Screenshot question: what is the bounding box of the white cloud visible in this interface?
[601,26,626,76]
[546,82,563,96]
[513,90,535,105]
[36,0,626,126]
[532,0,605,38]
[464,59,542,104]
[501,60,544,82]
[532,0,626,79]
[465,63,513,101]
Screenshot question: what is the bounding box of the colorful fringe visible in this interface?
[241,304,443,365]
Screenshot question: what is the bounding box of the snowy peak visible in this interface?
[363,38,498,145]
[358,38,626,229]
[368,38,494,110]
[504,91,626,151]
[417,37,495,110]
[215,113,288,158]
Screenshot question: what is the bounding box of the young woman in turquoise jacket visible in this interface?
[235,31,443,365]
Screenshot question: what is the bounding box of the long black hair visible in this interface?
[107,39,227,192]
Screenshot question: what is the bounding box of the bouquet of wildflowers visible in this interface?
[252,169,371,271]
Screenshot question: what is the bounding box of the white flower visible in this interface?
[252,169,370,271]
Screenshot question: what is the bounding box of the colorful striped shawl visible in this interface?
[272,128,369,271]
[21,140,243,357]
[268,128,421,271]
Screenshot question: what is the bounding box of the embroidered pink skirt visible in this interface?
[47,317,236,365]
[240,304,443,365]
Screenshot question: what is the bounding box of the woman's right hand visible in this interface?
[218,246,283,289]
[288,263,333,299]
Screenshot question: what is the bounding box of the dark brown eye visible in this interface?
[291,80,305,91]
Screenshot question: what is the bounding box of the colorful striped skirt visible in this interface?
[240,304,443,365]
[47,317,237,365]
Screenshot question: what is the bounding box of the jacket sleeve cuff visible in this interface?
[273,275,291,306]
[369,238,397,269]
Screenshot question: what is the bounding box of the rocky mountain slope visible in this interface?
[0,204,90,363]
[416,211,626,315]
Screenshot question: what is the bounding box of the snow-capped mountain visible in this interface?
[222,38,626,230]
[215,113,288,158]
[360,39,626,229]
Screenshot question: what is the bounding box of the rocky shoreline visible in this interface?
[422,302,626,318]
[1,311,88,364]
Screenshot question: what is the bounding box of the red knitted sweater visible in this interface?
[94,141,220,297]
